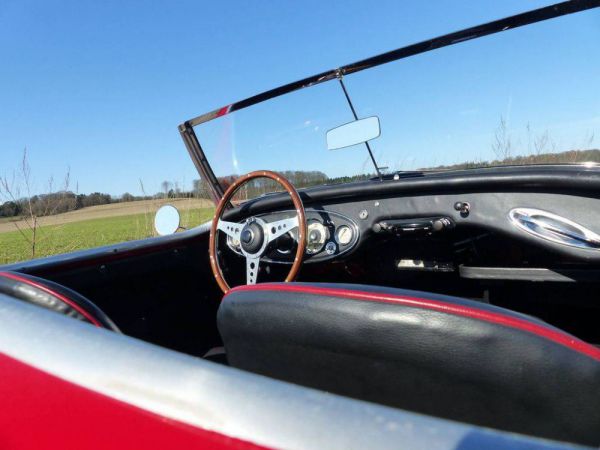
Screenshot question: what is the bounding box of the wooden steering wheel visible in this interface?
[209,170,307,294]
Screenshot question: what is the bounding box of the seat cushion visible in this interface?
[218,282,600,446]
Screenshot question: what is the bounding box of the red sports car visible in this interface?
[1,1,599,448]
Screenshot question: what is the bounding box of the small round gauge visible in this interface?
[335,225,353,245]
[306,221,328,254]
[227,234,241,252]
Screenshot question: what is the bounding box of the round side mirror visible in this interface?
[154,205,181,236]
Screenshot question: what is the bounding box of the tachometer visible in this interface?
[306,221,328,254]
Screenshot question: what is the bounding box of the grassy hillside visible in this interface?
[0,206,215,265]
[0,197,213,234]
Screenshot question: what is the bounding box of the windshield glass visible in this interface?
[193,7,599,197]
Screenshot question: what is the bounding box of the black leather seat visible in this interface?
[218,282,600,446]
[0,271,119,332]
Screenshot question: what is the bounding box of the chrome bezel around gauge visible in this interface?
[335,225,353,246]
[306,220,329,255]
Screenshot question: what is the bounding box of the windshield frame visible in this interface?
[178,0,599,204]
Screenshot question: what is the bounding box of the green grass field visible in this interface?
[0,207,215,265]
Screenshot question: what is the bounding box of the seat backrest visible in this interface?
[218,282,600,447]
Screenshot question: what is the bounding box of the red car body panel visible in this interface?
[0,353,266,450]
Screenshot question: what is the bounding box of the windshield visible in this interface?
[190,5,600,198]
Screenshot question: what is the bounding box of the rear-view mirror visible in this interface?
[326,116,380,150]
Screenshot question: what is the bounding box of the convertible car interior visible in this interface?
[3,163,600,446]
[1,2,599,449]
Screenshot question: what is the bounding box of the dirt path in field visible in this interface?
[0,198,214,234]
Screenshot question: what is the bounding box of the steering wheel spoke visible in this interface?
[266,215,299,241]
[246,256,260,285]
[217,219,242,240]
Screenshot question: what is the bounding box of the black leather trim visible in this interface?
[218,282,600,446]
[0,272,120,332]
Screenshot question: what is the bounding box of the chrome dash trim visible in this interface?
[509,208,600,250]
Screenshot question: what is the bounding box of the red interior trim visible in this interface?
[0,272,102,328]
[0,352,267,450]
[231,283,600,362]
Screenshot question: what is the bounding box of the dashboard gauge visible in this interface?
[306,221,328,254]
[335,225,353,245]
[227,234,241,252]
[325,241,337,255]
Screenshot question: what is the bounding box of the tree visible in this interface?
[81,192,110,208]
[0,201,21,217]
[121,192,134,202]
[0,148,72,258]
[161,181,172,198]
[193,178,212,199]
[492,116,512,160]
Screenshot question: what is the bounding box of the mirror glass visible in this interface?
[154,205,181,236]
[326,116,380,150]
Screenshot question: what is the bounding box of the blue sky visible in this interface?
[1,1,598,196]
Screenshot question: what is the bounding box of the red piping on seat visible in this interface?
[230,283,600,362]
[0,272,102,328]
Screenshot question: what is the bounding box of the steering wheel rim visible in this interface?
[209,170,307,294]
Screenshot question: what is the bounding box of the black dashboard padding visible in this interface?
[0,271,120,332]
[218,282,600,446]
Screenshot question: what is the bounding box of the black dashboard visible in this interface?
[217,176,600,347]
[220,165,600,287]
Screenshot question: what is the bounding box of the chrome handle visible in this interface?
[509,208,600,250]
[518,215,600,245]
